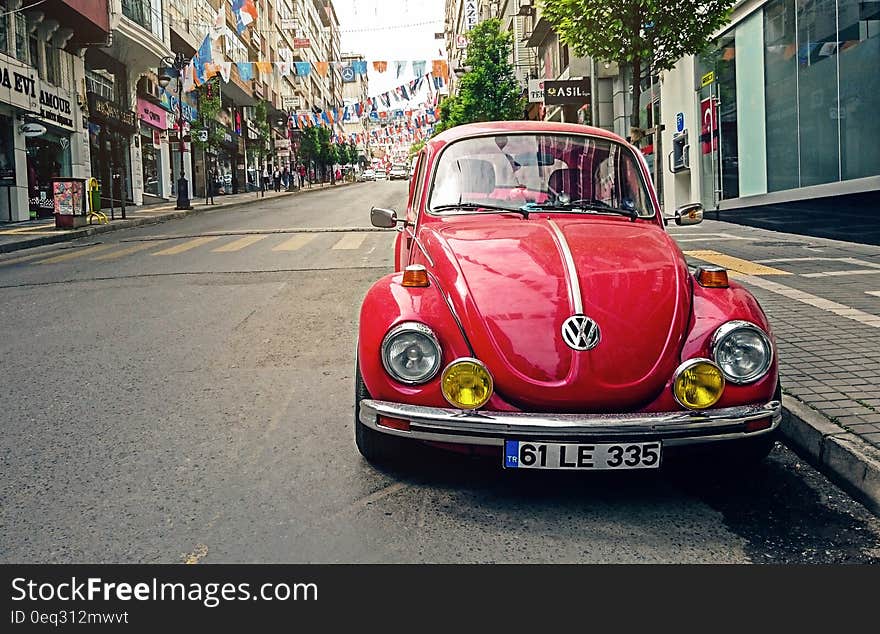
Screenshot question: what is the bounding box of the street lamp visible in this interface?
[158,52,192,210]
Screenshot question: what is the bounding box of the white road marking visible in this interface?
[272,234,316,251]
[866,291,880,298]
[738,274,880,328]
[332,234,367,250]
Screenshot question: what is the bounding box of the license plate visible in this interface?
[504,440,661,470]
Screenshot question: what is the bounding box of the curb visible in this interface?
[780,394,880,515]
[0,182,354,255]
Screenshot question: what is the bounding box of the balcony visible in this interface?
[108,0,169,72]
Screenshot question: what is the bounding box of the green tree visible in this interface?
[191,78,224,191]
[433,18,524,134]
[408,139,426,159]
[541,0,735,138]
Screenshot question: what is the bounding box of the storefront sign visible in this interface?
[87,92,137,132]
[700,71,715,87]
[293,38,311,48]
[543,80,590,105]
[0,65,37,99]
[464,0,478,31]
[528,79,544,103]
[38,89,74,130]
[20,122,47,137]
[137,97,168,130]
[274,139,290,149]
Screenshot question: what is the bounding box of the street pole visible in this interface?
[159,54,192,210]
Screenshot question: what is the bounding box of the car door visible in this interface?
[395,151,425,271]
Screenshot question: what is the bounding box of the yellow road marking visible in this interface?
[37,244,114,264]
[0,250,59,267]
[683,250,791,276]
[332,234,367,250]
[91,242,155,261]
[211,234,269,252]
[272,234,315,251]
[151,236,220,256]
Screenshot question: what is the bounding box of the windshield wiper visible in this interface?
[432,202,530,219]
[521,199,639,221]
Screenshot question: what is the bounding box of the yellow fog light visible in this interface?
[673,358,725,410]
[441,358,493,410]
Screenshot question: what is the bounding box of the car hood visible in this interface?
[421,216,691,411]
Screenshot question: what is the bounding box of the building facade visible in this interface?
[0,0,107,221]
[660,0,880,222]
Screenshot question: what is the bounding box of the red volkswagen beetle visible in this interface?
[356,121,780,471]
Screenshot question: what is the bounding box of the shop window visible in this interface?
[26,132,72,219]
[797,0,840,187]
[764,0,799,192]
[838,0,880,180]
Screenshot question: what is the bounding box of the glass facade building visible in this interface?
[685,0,880,210]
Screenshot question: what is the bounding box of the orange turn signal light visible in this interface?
[696,266,729,288]
[402,264,430,288]
[378,415,411,431]
[745,417,772,433]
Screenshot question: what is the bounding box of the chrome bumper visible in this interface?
[359,399,782,447]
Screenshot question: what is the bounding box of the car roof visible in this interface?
[428,120,628,147]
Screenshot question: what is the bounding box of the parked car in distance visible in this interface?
[374,169,388,181]
[359,169,376,182]
[355,120,781,472]
[389,163,409,180]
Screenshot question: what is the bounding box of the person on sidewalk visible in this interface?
[273,167,282,192]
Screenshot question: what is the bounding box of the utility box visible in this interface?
[52,178,88,229]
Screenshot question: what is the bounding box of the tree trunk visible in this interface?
[629,56,642,139]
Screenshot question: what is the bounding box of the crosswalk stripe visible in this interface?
[38,244,114,264]
[272,234,316,251]
[212,234,269,252]
[151,236,221,256]
[91,242,155,261]
[332,234,367,250]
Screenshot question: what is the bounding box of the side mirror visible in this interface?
[673,202,703,226]
[371,207,399,228]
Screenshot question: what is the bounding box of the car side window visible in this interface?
[407,151,426,224]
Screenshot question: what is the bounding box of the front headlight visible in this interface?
[441,358,494,410]
[711,321,773,384]
[381,322,442,384]
[673,359,725,410]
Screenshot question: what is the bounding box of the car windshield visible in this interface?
[428,133,653,218]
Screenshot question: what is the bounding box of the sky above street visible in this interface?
[333,0,446,101]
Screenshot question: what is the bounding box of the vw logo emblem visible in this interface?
[561,314,601,351]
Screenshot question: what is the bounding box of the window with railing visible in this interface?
[87,70,116,102]
[0,1,8,56]
[122,0,164,39]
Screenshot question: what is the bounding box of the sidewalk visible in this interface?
[671,218,880,515]
[0,181,349,254]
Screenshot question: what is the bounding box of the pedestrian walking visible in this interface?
[273,167,282,192]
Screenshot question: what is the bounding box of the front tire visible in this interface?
[354,363,411,465]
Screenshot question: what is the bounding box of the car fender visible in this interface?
[678,278,779,406]
[358,272,474,407]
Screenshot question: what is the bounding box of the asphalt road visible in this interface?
[1,181,879,563]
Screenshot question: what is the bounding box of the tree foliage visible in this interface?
[251,100,272,159]
[433,18,524,134]
[191,78,224,154]
[541,0,735,134]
